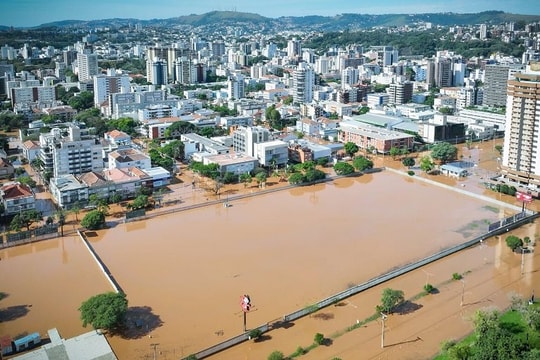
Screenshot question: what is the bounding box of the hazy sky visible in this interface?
[1,0,540,27]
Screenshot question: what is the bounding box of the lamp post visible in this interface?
[380,312,388,348]
[150,343,159,360]
[460,279,465,307]
[521,247,525,275]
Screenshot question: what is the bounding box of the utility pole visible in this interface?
[150,343,159,360]
[380,312,387,348]
[460,279,465,307]
[521,247,525,275]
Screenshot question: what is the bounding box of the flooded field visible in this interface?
[0,165,524,360]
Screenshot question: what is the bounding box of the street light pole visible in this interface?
[380,312,387,348]
[460,279,465,307]
[521,247,525,275]
[150,343,159,360]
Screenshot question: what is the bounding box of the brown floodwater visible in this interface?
[0,164,523,360]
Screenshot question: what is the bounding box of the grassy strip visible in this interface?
[284,272,472,359]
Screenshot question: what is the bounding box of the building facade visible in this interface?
[502,63,540,189]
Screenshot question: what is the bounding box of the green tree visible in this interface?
[334,162,355,175]
[376,288,405,314]
[288,172,305,185]
[473,308,525,360]
[352,156,374,171]
[316,157,329,167]
[255,172,267,188]
[402,157,415,168]
[71,201,81,221]
[79,292,128,331]
[81,210,106,230]
[430,142,458,164]
[283,95,293,105]
[163,121,197,138]
[107,117,140,136]
[9,209,42,232]
[68,91,94,111]
[447,343,472,360]
[129,195,149,210]
[304,169,326,183]
[314,332,325,345]
[505,235,523,251]
[389,146,400,160]
[239,173,252,188]
[267,350,284,360]
[17,175,37,188]
[344,142,359,157]
[420,156,435,172]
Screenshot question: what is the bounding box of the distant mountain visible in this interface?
[22,10,540,31]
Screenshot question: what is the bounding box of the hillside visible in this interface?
[22,10,540,31]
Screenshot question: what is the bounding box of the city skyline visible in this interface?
[1,0,540,28]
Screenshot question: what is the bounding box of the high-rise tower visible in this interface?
[502,62,540,189]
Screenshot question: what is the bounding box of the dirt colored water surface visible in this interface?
[1,141,538,360]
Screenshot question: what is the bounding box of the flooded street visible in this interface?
[1,140,537,359]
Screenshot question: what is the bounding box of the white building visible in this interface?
[76,53,98,82]
[93,71,131,107]
[232,126,271,157]
[254,140,289,167]
[39,125,104,178]
[293,62,315,104]
[108,148,151,170]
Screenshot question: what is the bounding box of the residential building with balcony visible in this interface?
[108,148,151,171]
[501,63,540,190]
[39,124,103,179]
[0,182,36,216]
[232,126,271,157]
[254,140,289,167]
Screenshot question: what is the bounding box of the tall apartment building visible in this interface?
[483,64,524,107]
[146,46,192,83]
[93,70,131,107]
[293,62,315,104]
[174,57,192,84]
[502,63,540,189]
[77,53,99,82]
[233,126,271,157]
[287,38,301,58]
[10,85,55,107]
[387,81,413,105]
[39,124,103,178]
[227,74,245,100]
[341,67,360,89]
[434,58,453,88]
[148,59,168,86]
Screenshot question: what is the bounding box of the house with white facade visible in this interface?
[254,140,289,167]
[108,148,151,170]
[0,182,36,215]
[203,153,259,175]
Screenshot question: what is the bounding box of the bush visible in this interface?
[424,283,434,294]
[314,332,325,345]
[81,210,106,230]
[268,350,284,360]
[407,170,415,176]
[506,235,523,251]
[249,328,262,340]
[441,339,457,352]
[292,346,305,356]
[452,273,462,280]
